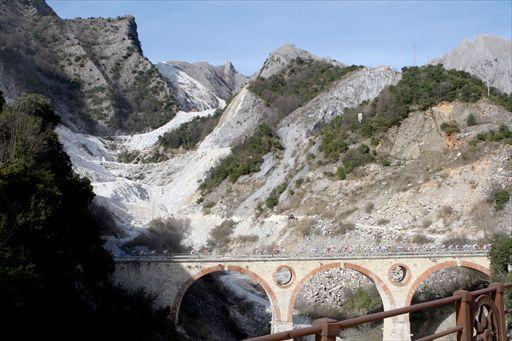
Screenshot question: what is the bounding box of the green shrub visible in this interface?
[466,113,477,126]
[336,166,347,180]
[201,124,282,191]
[344,287,382,315]
[264,180,289,209]
[494,189,510,210]
[488,234,512,312]
[159,109,221,149]
[440,121,461,134]
[340,144,375,174]
[250,58,362,119]
[117,150,139,163]
[265,195,279,209]
[474,125,512,145]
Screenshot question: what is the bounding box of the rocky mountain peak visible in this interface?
[0,1,178,133]
[431,34,512,94]
[2,0,57,17]
[258,43,345,78]
[165,60,248,102]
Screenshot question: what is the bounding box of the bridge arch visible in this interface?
[171,264,280,325]
[287,262,395,321]
[405,260,491,306]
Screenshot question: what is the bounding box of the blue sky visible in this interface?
[47,1,511,75]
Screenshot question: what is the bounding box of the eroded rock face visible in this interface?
[156,62,222,111]
[0,0,178,134]
[382,100,512,159]
[167,60,249,101]
[432,35,512,94]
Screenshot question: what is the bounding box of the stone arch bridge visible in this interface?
[112,251,489,340]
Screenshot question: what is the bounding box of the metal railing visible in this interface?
[244,282,512,341]
[114,249,489,263]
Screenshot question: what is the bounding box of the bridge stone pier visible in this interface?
[112,252,489,340]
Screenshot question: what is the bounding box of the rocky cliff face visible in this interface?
[0,0,177,133]
[165,60,248,102]
[156,62,223,111]
[432,35,512,94]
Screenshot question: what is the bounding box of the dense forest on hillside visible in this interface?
[0,90,176,340]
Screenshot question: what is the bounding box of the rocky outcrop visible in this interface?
[295,269,373,311]
[156,62,222,111]
[0,0,177,133]
[167,60,248,101]
[257,43,344,78]
[432,35,512,94]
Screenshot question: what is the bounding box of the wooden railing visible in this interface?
[245,282,512,341]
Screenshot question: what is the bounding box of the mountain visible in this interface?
[164,60,248,101]
[432,35,512,94]
[1,0,510,260]
[257,43,344,78]
[156,61,223,111]
[0,0,177,133]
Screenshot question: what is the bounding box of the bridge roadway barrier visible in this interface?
[112,250,491,340]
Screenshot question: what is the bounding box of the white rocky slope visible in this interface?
[57,84,272,247]
[432,35,512,94]
[57,64,397,250]
[58,40,512,255]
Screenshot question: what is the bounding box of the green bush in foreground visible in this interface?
[488,234,512,313]
[201,124,282,191]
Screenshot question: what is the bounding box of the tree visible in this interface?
[488,234,512,314]
[0,93,176,340]
[0,89,4,112]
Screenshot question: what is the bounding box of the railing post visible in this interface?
[313,318,338,341]
[454,290,473,341]
[490,282,507,341]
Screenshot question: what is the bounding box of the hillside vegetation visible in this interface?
[249,58,362,119]
[201,124,282,192]
[320,65,512,175]
[158,109,222,150]
[0,92,176,340]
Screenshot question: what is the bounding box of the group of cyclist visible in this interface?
[123,243,491,257]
